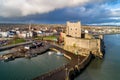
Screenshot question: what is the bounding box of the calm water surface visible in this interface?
[75,34,120,80]
[0,51,68,80]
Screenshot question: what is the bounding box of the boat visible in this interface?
[4,56,15,62]
[48,51,53,55]
[31,54,38,57]
[56,52,63,56]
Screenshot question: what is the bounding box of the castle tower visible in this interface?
[66,21,81,38]
[29,23,32,31]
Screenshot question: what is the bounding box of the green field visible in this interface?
[43,36,57,40]
[10,38,26,44]
[35,36,57,41]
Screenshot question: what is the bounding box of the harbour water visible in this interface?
[75,34,120,80]
[0,51,68,80]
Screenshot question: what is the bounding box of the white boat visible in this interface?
[24,46,30,50]
[48,51,53,55]
[56,52,63,56]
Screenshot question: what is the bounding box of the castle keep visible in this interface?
[61,21,104,57]
[66,21,81,38]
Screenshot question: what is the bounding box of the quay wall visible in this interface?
[0,41,32,51]
[78,53,92,69]
[68,53,92,80]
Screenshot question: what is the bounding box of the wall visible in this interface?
[63,36,103,57]
[85,33,94,39]
[64,36,99,50]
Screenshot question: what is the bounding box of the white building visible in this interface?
[36,31,42,34]
[84,30,89,33]
[0,32,8,37]
[18,31,33,38]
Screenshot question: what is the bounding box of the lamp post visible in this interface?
[76,51,80,65]
[65,67,69,80]
[78,55,80,65]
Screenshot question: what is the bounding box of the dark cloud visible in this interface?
[0,0,120,25]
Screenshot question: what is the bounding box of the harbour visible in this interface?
[0,51,69,80]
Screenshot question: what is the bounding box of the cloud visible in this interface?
[0,0,120,25]
[0,0,107,17]
[108,17,120,20]
[61,4,111,24]
[88,22,120,26]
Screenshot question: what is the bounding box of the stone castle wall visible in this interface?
[64,36,100,50]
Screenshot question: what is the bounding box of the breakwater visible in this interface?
[33,44,93,80]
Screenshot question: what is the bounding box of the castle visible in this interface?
[61,21,104,58]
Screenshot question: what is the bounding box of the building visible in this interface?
[61,21,104,57]
[8,30,16,38]
[66,21,81,38]
[0,32,8,38]
[17,31,33,38]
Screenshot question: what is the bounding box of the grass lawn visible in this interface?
[34,36,43,40]
[35,36,57,41]
[43,36,57,40]
[10,38,26,45]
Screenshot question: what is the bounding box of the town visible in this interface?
[0,23,120,40]
[0,22,119,53]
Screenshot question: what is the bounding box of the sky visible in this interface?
[0,0,120,25]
